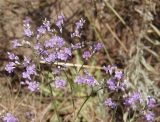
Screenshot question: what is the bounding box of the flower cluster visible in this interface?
[54,77,66,88]
[124,91,141,105]
[82,51,91,60]
[104,98,117,108]
[5,62,16,73]
[5,52,19,73]
[56,14,64,33]
[103,65,157,121]
[23,17,33,37]
[104,65,126,91]
[3,15,158,122]
[143,111,155,121]
[147,96,156,108]
[2,113,19,122]
[71,18,85,37]
[4,16,103,94]
[21,80,39,92]
[74,70,97,86]
[11,39,21,49]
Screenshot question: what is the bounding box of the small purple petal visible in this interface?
[74,75,85,84]
[11,39,21,49]
[115,71,123,79]
[2,113,19,122]
[93,42,103,51]
[23,56,30,67]
[56,15,64,33]
[143,111,155,121]
[124,91,141,105]
[7,52,19,60]
[147,96,156,108]
[54,78,66,88]
[82,51,91,60]
[84,74,96,86]
[5,62,15,73]
[26,80,39,92]
[24,27,33,37]
[103,65,117,75]
[104,98,117,108]
[106,78,117,90]
[43,19,51,31]
[37,26,46,34]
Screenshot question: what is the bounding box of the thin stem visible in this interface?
[48,84,61,122]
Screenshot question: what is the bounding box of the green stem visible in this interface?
[49,84,61,122]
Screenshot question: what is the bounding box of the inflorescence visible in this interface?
[3,15,157,122]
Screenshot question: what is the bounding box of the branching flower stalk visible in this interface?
[2,15,158,122]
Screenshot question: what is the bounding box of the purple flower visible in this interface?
[93,42,103,51]
[106,78,117,90]
[54,78,66,88]
[104,98,117,108]
[57,51,68,61]
[71,29,81,37]
[24,28,32,37]
[23,26,33,37]
[26,64,36,75]
[22,64,36,79]
[43,52,57,63]
[143,111,155,121]
[56,36,65,47]
[44,39,55,48]
[106,78,126,91]
[147,96,156,108]
[2,113,18,122]
[23,56,30,66]
[56,15,64,32]
[131,92,141,100]
[74,73,96,86]
[11,39,21,49]
[37,25,46,34]
[7,52,19,60]
[103,65,117,74]
[75,18,85,29]
[71,18,85,37]
[34,43,42,50]
[64,47,72,56]
[5,62,15,73]
[82,51,91,60]
[34,43,43,54]
[117,81,126,91]
[124,91,141,105]
[44,36,65,48]
[115,71,123,79]
[56,15,64,26]
[23,18,33,37]
[22,71,31,80]
[84,74,96,86]
[74,75,85,84]
[103,65,111,74]
[43,19,51,31]
[25,80,39,92]
[41,50,49,56]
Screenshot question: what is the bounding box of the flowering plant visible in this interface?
[2,15,158,122]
